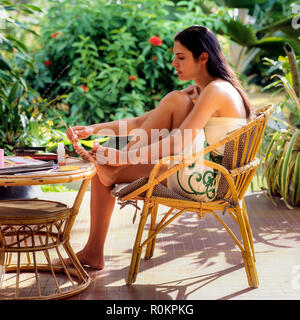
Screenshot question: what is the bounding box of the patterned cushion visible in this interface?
[111,177,190,200]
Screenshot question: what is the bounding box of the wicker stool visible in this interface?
[0,199,90,300]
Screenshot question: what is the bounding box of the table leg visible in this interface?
[63,178,91,240]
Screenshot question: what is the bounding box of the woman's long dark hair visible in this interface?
[175,25,252,119]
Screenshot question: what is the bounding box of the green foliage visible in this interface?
[0,0,66,153]
[0,1,39,152]
[262,55,300,128]
[41,184,77,192]
[210,0,300,80]
[263,127,300,208]
[26,0,229,125]
[260,54,300,208]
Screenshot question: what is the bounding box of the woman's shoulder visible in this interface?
[203,80,245,118]
[197,80,232,104]
[203,80,241,102]
[205,79,234,93]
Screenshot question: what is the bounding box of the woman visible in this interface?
[65,25,252,269]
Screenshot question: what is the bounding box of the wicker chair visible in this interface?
[112,104,274,288]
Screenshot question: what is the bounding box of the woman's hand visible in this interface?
[66,126,94,143]
[181,85,201,104]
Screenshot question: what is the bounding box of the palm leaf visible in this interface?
[264,137,283,195]
[257,16,300,39]
[21,4,43,13]
[7,82,21,106]
[280,130,299,205]
[222,18,257,46]
[0,56,12,72]
[4,35,28,53]
[274,155,283,195]
[250,37,300,56]
[272,74,300,118]
[264,130,280,160]
[292,151,300,206]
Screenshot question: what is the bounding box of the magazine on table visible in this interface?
[0,156,55,175]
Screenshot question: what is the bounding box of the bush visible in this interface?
[0,1,58,153]
[26,0,227,125]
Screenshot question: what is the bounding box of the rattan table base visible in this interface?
[0,199,90,300]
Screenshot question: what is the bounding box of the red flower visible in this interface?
[148,36,162,46]
[44,60,52,66]
[129,75,137,81]
[81,84,89,92]
[51,31,61,39]
[152,55,158,61]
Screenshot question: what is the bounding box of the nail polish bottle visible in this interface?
[57,142,66,166]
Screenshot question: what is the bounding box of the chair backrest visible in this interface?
[216,104,274,200]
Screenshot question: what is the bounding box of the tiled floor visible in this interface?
[36,189,300,300]
[2,190,299,300]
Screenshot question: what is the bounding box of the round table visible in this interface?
[0,157,96,300]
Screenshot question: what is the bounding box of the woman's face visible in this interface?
[172,41,204,81]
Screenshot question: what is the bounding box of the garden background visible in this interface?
[0,0,299,207]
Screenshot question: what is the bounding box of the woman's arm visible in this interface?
[96,84,221,165]
[89,110,154,136]
[68,85,198,142]
[66,109,154,143]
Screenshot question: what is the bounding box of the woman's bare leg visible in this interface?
[71,163,157,269]
[97,91,193,187]
[59,91,193,269]
[72,174,116,269]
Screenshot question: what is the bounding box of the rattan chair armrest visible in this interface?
[229,158,260,177]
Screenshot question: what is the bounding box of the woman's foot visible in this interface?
[53,248,104,270]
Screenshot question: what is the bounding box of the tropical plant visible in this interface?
[260,45,300,208]
[19,0,299,126]
[194,0,300,78]
[0,1,38,151]
[0,0,66,154]
[24,0,231,125]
